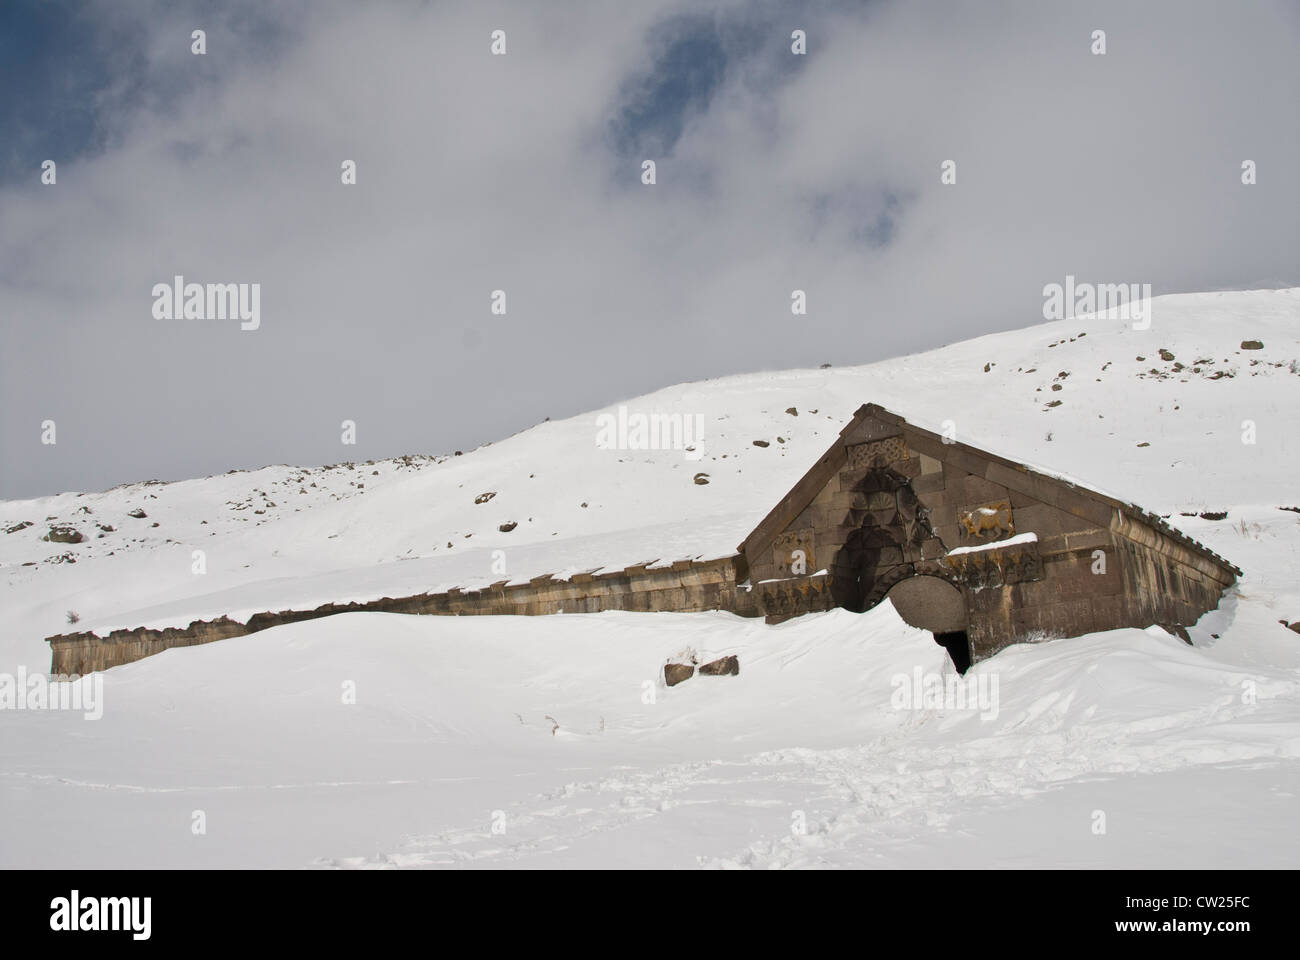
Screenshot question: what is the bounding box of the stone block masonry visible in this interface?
[48,555,758,675]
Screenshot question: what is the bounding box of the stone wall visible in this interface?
[46,617,250,676]
[47,554,758,675]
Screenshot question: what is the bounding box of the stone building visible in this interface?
[737,403,1240,670]
[47,402,1240,675]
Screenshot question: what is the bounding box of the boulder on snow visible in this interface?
[1240,340,1264,350]
[44,526,83,544]
[498,521,517,533]
[693,473,710,485]
[664,663,694,687]
[698,655,739,676]
[127,508,147,519]
[474,491,496,504]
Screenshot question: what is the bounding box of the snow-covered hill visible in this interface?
[1,288,1297,868]
[3,288,1296,663]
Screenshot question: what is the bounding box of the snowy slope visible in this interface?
[1,288,1297,869]
[3,594,1297,869]
[2,288,1296,668]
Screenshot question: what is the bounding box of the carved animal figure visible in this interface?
[960,502,1013,539]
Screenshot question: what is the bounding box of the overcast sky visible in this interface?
[1,0,1297,499]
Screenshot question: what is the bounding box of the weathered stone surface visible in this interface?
[44,526,83,544]
[1012,503,1064,538]
[1062,528,1110,552]
[963,475,1008,505]
[887,576,966,633]
[49,616,249,675]
[698,655,739,676]
[894,456,922,478]
[664,663,694,686]
[1240,340,1264,350]
[912,472,945,495]
[48,555,750,673]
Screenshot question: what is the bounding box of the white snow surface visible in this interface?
[1,288,1298,868]
[946,532,1039,557]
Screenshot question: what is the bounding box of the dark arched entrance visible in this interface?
[829,466,935,612]
[830,525,902,612]
[828,466,972,671]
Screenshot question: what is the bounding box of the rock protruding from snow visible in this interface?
[698,655,739,676]
[664,662,694,686]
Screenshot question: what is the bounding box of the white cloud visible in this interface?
[2,0,1296,496]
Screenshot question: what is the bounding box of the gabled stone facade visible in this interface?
[738,403,1240,665]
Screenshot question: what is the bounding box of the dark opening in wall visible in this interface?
[934,630,971,674]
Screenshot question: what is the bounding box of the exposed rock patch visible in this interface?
[698,655,739,676]
[664,663,694,686]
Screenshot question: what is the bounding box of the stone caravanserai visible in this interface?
[48,403,1240,676]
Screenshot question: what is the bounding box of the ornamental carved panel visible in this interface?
[942,538,1043,590]
[846,436,908,470]
[772,529,817,577]
[958,500,1014,541]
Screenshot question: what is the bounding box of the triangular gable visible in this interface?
[739,402,1239,577]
